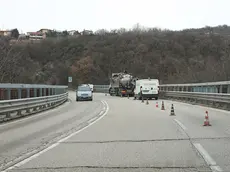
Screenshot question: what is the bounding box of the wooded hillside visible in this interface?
[1,25,230,86]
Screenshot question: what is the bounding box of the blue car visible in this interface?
[76,85,93,101]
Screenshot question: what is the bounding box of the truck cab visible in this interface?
[134,78,159,100]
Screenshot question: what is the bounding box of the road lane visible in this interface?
[156,99,230,171]
[0,91,105,171]
[7,95,218,172]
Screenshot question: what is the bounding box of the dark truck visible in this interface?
[109,70,138,97]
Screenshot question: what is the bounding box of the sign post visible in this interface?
[68,76,72,83]
[68,76,72,89]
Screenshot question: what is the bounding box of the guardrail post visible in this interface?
[5,88,12,118]
[47,88,51,107]
[39,88,42,97]
[185,86,188,92]
[27,88,30,98]
[5,112,11,119]
[34,88,37,97]
[15,88,22,116]
[219,85,223,93]
[18,88,22,99]
[227,85,230,94]
[32,88,37,111]
[42,88,46,108]
[7,88,11,100]
[26,88,31,113]
[39,88,43,109]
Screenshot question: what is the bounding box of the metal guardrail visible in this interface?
[161,91,230,110]
[0,83,68,100]
[0,92,68,122]
[159,80,230,109]
[0,84,69,122]
[93,82,230,110]
[159,80,230,93]
[161,91,230,103]
[93,85,109,93]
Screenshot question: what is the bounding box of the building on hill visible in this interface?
[0,29,19,38]
[0,30,11,36]
[27,31,46,40]
[38,28,51,34]
[81,29,93,35]
[18,34,28,39]
[68,30,81,36]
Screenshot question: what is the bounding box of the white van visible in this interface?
[134,78,159,100]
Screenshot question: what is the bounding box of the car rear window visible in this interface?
[78,86,91,91]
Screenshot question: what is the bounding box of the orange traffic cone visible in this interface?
[161,101,165,110]
[203,111,211,126]
[156,102,158,108]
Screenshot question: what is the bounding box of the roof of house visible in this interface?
[38,28,50,31]
[27,32,43,36]
[0,30,11,32]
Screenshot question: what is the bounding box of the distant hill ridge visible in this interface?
[1,25,230,85]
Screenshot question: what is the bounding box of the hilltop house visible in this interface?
[81,29,93,35]
[68,30,80,36]
[0,29,19,38]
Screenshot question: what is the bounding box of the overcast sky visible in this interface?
[0,0,229,33]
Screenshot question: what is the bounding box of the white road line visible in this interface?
[193,143,222,172]
[210,166,223,172]
[88,117,97,124]
[87,112,103,124]
[174,119,187,130]
[2,100,109,172]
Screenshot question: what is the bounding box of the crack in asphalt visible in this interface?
[10,165,208,170]
[59,137,230,144]
[172,119,218,172]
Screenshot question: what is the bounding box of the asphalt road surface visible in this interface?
[1,93,230,172]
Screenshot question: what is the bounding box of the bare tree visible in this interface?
[0,38,22,82]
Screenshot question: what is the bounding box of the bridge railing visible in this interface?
[159,81,230,110]
[93,85,109,93]
[159,81,230,93]
[94,81,230,110]
[0,84,68,122]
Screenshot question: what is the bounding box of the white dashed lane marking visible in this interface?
[174,118,187,130]
[193,143,222,171]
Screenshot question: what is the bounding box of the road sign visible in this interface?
[68,76,72,83]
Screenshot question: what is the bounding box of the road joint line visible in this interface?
[193,143,222,172]
[2,100,109,172]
